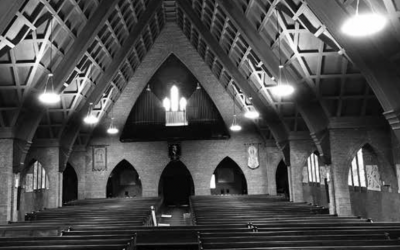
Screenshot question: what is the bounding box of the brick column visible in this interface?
[0,139,14,223]
[69,150,86,200]
[287,166,293,201]
[265,145,282,196]
[26,146,62,209]
[289,135,314,203]
[329,129,354,216]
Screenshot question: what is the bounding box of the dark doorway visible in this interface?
[106,160,142,198]
[210,157,247,195]
[276,160,289,199]
[159,161,194,206]
[63,163,78,204]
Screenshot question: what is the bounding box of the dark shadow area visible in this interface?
[210,157,247,195]
[276,160,289,199]
[63,163,78,204]
[159,161,194,206]
[106,160,142,198]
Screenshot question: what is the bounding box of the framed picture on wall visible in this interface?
[168,142,181,161]
[93,146,107,171]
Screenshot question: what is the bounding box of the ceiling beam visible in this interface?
[12,0,119,171]
[57,0,163,170]
[0,0,25,35]
[216,0,331,163]
[306,0,400,142]
[177,0,289,149]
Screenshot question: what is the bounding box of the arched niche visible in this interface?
[106,160,142,198]
[158,160,194,206]
[63,163,78,204]
[210,157,247,195]
[276,160,289,199]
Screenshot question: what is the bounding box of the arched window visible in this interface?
[307,153,320,183]
[348,148,366,187]
[25,161,49,192]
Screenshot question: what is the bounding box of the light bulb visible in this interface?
[342,13,386,37]
[230,124,242,131]
[83,115,98,124]
[107,127,119,134]
[244,110,259,119]
[39,92,60,104]
[271,84,294,96]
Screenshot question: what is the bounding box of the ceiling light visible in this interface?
[230,115,242,131]
[83,102,98,124]
[39,75,61,104]
[107,106,119,135]
[271,84,294,96]
[245,110,259,119]
[230,88,242,131]
[39,17,60,105]
[273,10,294,97]
[342,0,387,37]
[83,115,98,124]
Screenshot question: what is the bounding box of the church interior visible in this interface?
[2,0,400,249]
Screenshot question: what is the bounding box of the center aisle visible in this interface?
[158,205,193,226]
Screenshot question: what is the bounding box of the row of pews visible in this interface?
[191,195,400,249]
[2,194,400,249]
[0,197,161,249]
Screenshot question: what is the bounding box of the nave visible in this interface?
[1,195,400,249]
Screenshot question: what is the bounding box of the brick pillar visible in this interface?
[27,146,62,209]
[289,135,314,203]
[0,139,14,223]
[266,145,282,195]
[326,165,336,215]
[329,129,353,216]
[68,151,86,200]
[287,166,293,201]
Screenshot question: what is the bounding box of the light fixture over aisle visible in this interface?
[83,102,99,124]
[39,16,61,105]
[107,104,119,134]
[230,87,242,132]
[342,0,387,37]
[272,9,294,97]
[244,108,260,119]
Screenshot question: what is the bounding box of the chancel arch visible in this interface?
[210,157,248,195]
[106,160,142,198]
[158,160,194,206]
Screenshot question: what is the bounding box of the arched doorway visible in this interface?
[210,157,247,195]
[106,160,142,198]
[63,163,78,204]
[276,160,289,199]
[159,161,194,205]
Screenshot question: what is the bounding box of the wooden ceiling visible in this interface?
[0,0,398,158]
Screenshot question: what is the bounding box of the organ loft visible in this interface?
[1,0,400,249]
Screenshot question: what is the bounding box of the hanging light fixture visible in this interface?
[342,0,387,37]
[107,104,118,134]
[244,109,260,119]
[39,15,60,104]
[83,102,98,124]
[272,10,294,97]
[230,88,242,131]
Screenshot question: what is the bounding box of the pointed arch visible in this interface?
[63,163,78,204]
[210,157,247,195]
[275,160,289,199]
[106,159,142,198]
[158,160,194,205]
